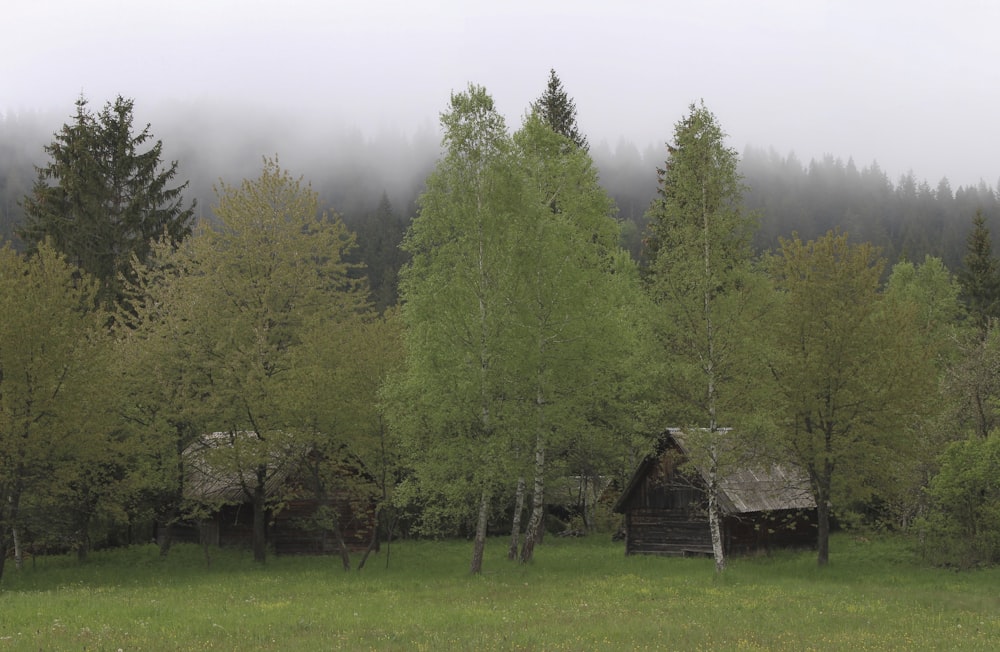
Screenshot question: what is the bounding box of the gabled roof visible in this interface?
[183,431,311,504]
[613,428,816,514]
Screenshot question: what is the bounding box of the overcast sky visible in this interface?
[4,0,999,188]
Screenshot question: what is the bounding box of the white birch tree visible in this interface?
[393,85,523,574]
[643,101,765,573]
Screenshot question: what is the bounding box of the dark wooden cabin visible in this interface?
[613,429,817,556]
[171,432,377,555]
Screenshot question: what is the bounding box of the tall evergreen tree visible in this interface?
[19,95,194,310]
[957,210,1000,337]
[353,192,409,313]
[532,69,589,151]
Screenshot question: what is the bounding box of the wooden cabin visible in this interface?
[613,429,817,556]
[171,432,377,555]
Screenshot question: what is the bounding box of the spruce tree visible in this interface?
[957,210,1000,336]
[20,95,194,310]
[532,69,589,151]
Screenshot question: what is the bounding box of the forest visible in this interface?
[2,71,1000,581]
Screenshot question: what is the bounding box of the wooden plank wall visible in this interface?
[626,508,712,556]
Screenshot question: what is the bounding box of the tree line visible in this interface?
[2,72,1000,582]
[5,97,1000,305]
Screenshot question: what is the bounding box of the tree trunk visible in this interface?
[580,475,593,533]
[157,524,173,557]
[707,459,726,573]
[252,465,268,564]
[507,476,526,560]
[519,437,546,563]
[817,477,831,567]
[77,534,89,562]
[198,521,213,568]
[470,489,490,574]
[816,434,834,567]
[382,509,399,570]
[357,507,381,571]
[76,507,92,562]
[160,434,187,557]
[1,488,21,581]
[12,525,23,571]
[157,504,176,557]
[331,519,351,571]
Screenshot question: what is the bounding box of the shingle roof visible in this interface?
[614,428,816,514]
[182,431,310,504]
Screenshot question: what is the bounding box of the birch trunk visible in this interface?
[12,524,23,571]
[1,487,22,581]
[707,453,725,573]
[470,489,490,574]
[508,476,526,560]
[519,435,546,563]
[703,178,726,575]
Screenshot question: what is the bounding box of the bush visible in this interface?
[919,434,1000,567]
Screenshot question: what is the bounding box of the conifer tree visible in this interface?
[20,95,194,310]
[532,69,589,151]
[958,210,1000,337]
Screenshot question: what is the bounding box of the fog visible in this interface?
[4,0,1000,195]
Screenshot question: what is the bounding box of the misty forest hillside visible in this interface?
[6,87,1000,577]
[2,105,998,304]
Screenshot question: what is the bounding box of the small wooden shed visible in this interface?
[613,429,817,556]
[173,432,377,555]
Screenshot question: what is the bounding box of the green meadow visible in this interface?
[1,534,997,651]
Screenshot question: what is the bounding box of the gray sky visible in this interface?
[4,0,999,188]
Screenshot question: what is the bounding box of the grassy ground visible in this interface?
[1,533,997,650]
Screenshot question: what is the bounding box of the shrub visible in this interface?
[919,433,1000,567]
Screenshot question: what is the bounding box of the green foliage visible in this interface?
[920,434,1000,567]
[531,69,589,151]
[19,96,194,310]
[644,100,752,269]
[767,230,937,564]
[885,255,964,354]
[393,85,525,554]
[958,210,1000,335]
[944,325,1000,441]
[351,193,410,312]
[642,101,766,572]
[392,85,650,567]
[643,101,766,428]
[877,256,963,525]
[121,157,369,562]
[0,242,114,574]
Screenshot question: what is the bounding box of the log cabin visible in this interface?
[169,432,377,555]
[613,429,817,556]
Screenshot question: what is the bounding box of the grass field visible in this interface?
[1,533,997,650]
